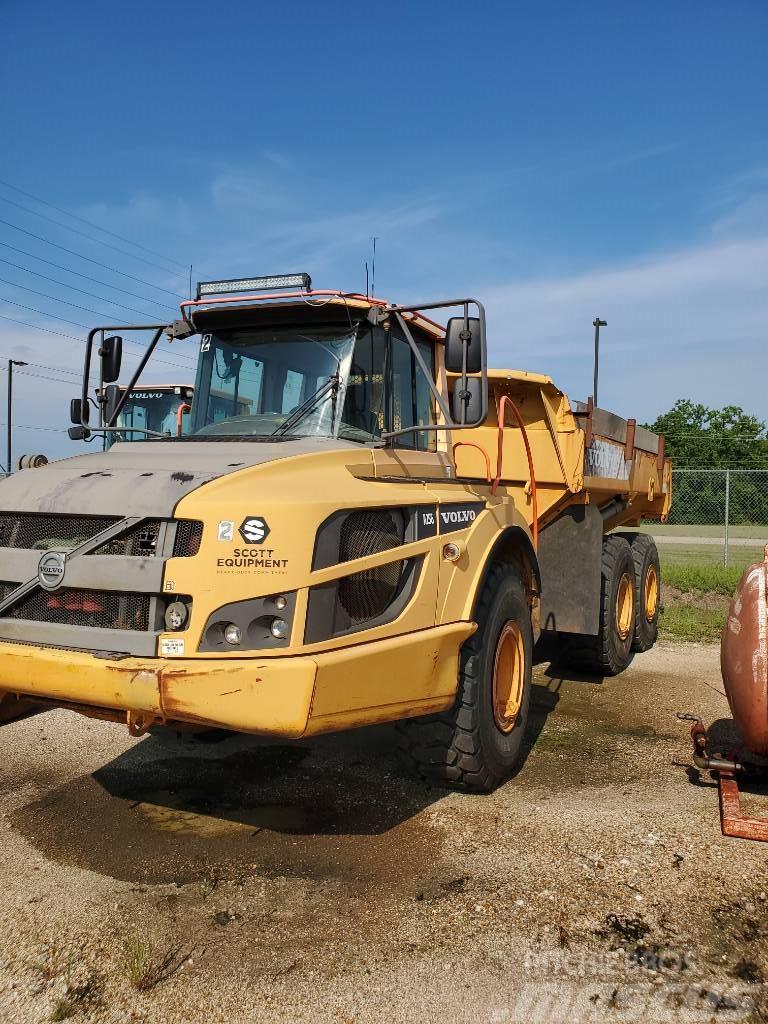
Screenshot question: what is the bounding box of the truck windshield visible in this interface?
[189,323,436,448]
[190,326,359,440]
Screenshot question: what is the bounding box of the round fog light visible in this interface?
[442,542,461,562]
[224,623,242,646]
[270,617,289,640]
[164,601,188,631]
[274,595,288,610]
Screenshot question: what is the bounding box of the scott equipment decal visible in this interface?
[239,517,270,544]
[218,520,235,542]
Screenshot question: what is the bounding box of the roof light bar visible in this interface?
[196,273,311,300]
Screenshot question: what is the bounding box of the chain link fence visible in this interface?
[647,469,768,568]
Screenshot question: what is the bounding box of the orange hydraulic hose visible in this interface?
[492,395,538,551]
[177,402,191,436]
[452,441,492,482]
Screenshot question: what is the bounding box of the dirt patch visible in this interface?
[662,583,730,612]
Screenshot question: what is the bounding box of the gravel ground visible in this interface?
[1,641,767,1024]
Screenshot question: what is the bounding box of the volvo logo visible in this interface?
[38,551,66,590]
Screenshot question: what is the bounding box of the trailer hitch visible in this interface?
[677,712,768,841]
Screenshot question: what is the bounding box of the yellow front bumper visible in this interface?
[0,623,472,738]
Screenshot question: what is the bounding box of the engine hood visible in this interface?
[0,437,365,518]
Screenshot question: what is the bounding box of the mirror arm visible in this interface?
[105,327,164,427]
[77,323,170,432]
[391,311,454,426]
[381,299,489,440]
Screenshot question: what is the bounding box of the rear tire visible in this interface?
[566,535,636,676]
[627,534,661,652]
[397,563,533,792]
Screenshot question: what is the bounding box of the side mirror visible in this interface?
[452,377,484,426]
[102,383,121,426]
[70,398,89,425]
[68,425,91,441]
[100,335,122,383]
[445,316,482,374]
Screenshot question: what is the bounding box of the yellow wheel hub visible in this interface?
[492,621,526,734]
[616,572,635,641]
[644,564,659,622]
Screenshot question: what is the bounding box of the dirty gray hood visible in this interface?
[0,438,364,517]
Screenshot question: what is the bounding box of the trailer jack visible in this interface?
[678,713,768,842]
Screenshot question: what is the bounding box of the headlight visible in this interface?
[224,623,242,646]
[270,618,289,640]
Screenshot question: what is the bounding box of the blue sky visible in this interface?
[1,0,767,459]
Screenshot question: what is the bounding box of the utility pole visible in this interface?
[592,317,607,407]
[6,359,28,477]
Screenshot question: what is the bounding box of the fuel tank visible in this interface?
[721,546,768,755]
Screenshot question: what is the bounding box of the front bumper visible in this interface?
[0,623,472,738]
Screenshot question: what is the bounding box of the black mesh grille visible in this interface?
[338,560,406,622]
[173,520,203,557]
[0,513,119,551]
[337,510,405,622]
[0,581,20,603]
[8,588,150,631]
[339,509,403,562]
[89,520,162,557]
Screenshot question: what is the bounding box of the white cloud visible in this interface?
[478,235,768,421]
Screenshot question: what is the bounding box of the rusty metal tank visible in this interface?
[721,545,768,755]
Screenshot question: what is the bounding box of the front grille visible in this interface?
[0,513,202,559]
[9,588,151,631]
[0,581,20,602]
[0,513,119,551]
[174,520,203,557]
[89,520,163,557]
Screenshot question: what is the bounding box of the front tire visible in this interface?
[397,563,533,792]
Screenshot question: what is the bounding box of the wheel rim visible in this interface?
[492,621,525,734]
[616,572,634,641]
[644,564,659,622]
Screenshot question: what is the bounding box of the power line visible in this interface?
[0,275,141,324]
[0,359,80,377]
[0,193,188,279]
[0,255,165,318]
[0,218,186,299]
[0,241,176,311]
[0,310,197,372]
[0,422,69,433]
[0,178,188,271]
[0,295,91,330]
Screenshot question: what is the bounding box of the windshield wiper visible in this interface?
[272,372,340,437]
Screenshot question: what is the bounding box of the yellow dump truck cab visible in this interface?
[0,277,671,790]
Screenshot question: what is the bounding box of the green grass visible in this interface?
[663,563,743,595]
[659,604,726,643]
[639,523,767,540]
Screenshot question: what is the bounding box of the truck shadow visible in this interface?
[521,656,605,766]
[10,721,450,887]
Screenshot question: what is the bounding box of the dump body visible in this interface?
[0,290,670,740]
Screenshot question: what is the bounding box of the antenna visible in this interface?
[365,261,369,298]
[370,236,378,298]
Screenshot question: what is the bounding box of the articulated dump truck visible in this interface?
[0,275,671,790]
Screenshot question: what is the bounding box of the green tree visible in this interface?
[644,400,768,525]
